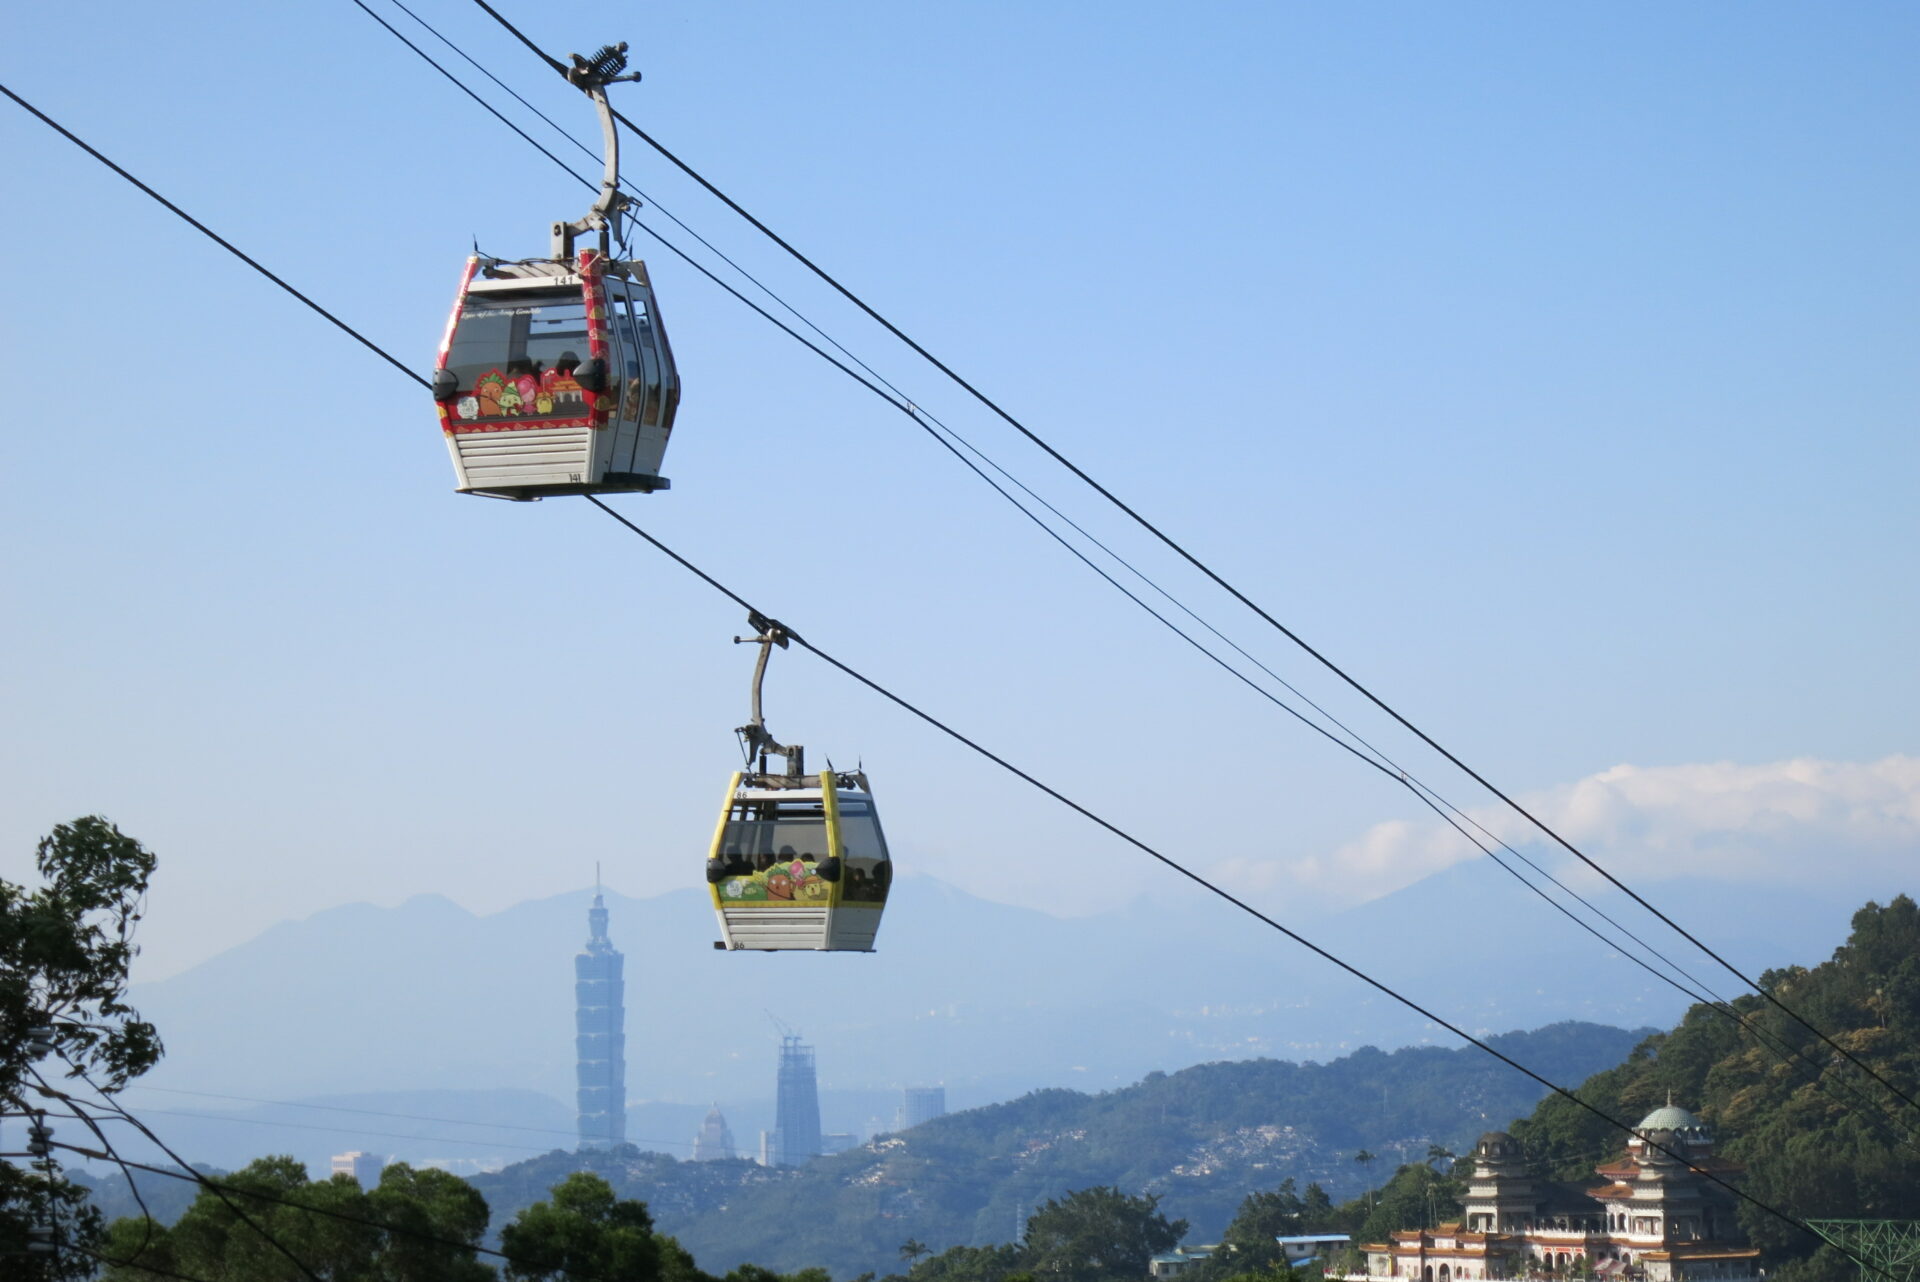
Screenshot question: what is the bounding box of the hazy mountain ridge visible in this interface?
[465,1021,1645,1279]
[122,862,1853,1126]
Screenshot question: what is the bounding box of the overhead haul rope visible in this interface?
[346,0,1746,1010]
[21,1075,331,1282]
[1,80,1909,1259]
[460,1,1920,1125]
[338,1,1920,1149]
[27,1070,653,1282]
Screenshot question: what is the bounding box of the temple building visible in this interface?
[1353,1104,1758,1282]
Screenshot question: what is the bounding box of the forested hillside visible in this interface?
[882,897,1920,1282]
[469,1022,1642,1279]
[1504,896,1920,1282]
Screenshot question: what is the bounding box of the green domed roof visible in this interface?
[1637,1104,1701,1130]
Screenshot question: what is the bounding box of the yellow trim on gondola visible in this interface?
[819,772,844,910]
[707,771,743,908]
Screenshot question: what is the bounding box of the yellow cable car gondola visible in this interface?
[706,615,892,951]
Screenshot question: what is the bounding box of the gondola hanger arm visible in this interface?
[735,613,804,778]
[553,42,644,262]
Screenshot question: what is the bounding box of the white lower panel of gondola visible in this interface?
[828,907,883,952]
[716,905,882,952]
[449,426,595,490]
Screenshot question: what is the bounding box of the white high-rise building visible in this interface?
[896,1085,946,1131]
[330,1151,385,1187]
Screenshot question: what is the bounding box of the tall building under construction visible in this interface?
[764,1034,822,1167]
[575,886,627,1149]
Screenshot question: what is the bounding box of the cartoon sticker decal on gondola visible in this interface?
[449,360,594,426]
[716,860,834,906]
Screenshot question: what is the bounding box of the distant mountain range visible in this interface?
[106,862,1865,1175]
[80,1021,1647,1281]
[464,1020,1645,1279]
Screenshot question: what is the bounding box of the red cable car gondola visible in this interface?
[430,44,680,500]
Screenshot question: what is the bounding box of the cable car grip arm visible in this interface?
[734,612,804,778]
[553,43,642,261]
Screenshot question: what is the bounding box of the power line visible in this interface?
[111,1096,706,1159]
[69,1241,218,1282]
[338,0,1746,1022]
[41,1116,708,1282]
[459,0,1920,1126]
[121,1084,691,1151]
[0,75,1899,1273]
[579,496,1883,1275]
[33,1072,329,1282]
[332,7,1920,1149]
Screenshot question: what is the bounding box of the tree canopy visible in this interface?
[97,1157,494,1282]
[2,818,163,1280]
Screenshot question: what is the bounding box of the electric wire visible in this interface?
[582,496,1884,1275]
[55,1086,164,1266]
[461,0,1920,1125]
[69,1241,218,1282]
[106,1105,586,1156]
[122,1084,694,1152]
[330,8,1920,1148]
[0,80,430,393]
[360,0,1772,1031]
[9,51,1912,1175]
[0,84,415,389]
[340,0,1746,1013]
[12,38,1913,1194]
[44,1133,684,1282]
[29,1072,328,1282]
[0,77,1903,1271]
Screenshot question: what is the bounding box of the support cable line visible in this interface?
[336,2,1742,1004]
[69,1242,219,1282]
[30,1070,330,1282]
[581,496,1889,1274]
[48,1084,164,1263]
[7,72,1912,1174]
[116,1097,704,1158]
[462,0,1920,1125]
[0,84,415,389]
[332,9,1920,1147]
[121,1083,693,1152]
[34,1096,690,1282]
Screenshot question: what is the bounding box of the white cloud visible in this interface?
[1216,755,1920,908]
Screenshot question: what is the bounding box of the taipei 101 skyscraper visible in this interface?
[575,872,627,1149]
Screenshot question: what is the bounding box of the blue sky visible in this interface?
[2,1,1916,987]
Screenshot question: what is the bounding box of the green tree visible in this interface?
[98,1156,499,1282]
[902,1242,1024,1282]
[1190,1181,1305,1281]
[1355,1164,1463,1244]
[2,818,164,1280]
[902,1239,931,1265]
[499,1171,669,1282]
[1352,1152,1377,1213]
[1299,1184,1337,1233]
[1019,1186,1186,1282]
[724,1267,829,1282]
[366,1162,495,1282]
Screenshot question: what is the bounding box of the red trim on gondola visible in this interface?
[435,257,481,436]
[579,248,612,431]
[438,253,619,436]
